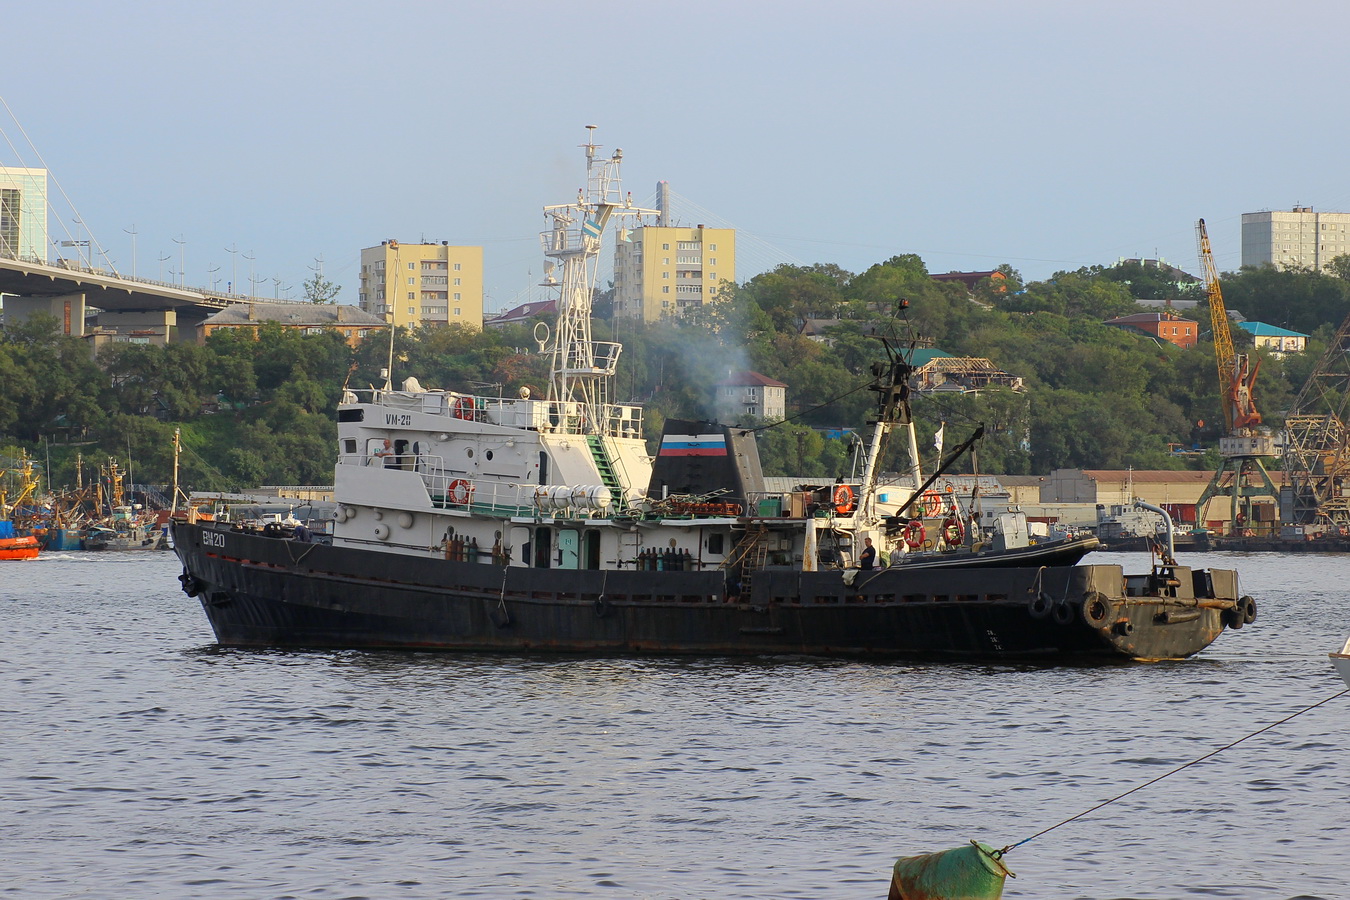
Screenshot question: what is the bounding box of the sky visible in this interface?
[4,0,1348,312]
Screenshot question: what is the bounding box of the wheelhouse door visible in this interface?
[557,529,580,570]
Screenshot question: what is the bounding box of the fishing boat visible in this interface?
[0,454,41,560]
[1331,638,1350,688]
[0,520,40,560]
[171,130,1255,660]
[83,460,159,551]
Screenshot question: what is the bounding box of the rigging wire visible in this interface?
[996,688,1350,859]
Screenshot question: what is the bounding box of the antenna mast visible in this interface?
[540,126,658,423]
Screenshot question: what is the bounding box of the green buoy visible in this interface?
[888,840,1013,899]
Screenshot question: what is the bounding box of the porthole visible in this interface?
[467,448,474,458]
[485,450,494,461]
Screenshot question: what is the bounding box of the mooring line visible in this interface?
[996,687,1350,858]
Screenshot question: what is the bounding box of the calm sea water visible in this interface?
[2,550,1346,900]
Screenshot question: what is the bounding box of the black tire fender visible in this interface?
[1052,601,1075,625]
[1240,595,1257,625]
[1029,591,1054,619]
[1082,591,1115,627]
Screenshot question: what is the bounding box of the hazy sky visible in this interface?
[4,0,1347,311]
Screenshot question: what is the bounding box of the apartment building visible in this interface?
[358,240,483,329]
[1241,207,1350,271]
[612,225,734,322]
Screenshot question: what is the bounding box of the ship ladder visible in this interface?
[586,435,628,513]
[723,526,771,601]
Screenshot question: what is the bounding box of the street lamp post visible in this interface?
[172,235,186,287]
[208,264,221,292]
[158,252,170,282]
[225,243,239,294]
[123,224,138,279]
[243,251,256,298]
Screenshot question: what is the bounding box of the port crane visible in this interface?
[1281,308,1350,527]
[1193,219,1279,534]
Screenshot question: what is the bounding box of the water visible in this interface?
[2,550,1346,899]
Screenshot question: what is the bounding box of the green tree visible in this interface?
[302,269,342,304]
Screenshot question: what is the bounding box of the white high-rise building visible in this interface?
[0,166,47,262]
[1241,206,1350,271]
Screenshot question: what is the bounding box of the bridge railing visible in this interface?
[0,246,271,303]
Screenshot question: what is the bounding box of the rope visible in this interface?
[996,688,1350,858]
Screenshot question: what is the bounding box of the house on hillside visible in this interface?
[903,348,1024,393]
[1104,311,1198,349]
[930,270,1008,293]
[484,299,558,329]
[715,371,787,422]
[1236,321,1307,355]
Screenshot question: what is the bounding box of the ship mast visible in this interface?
[857,337,916,526]
[540,126,658,426]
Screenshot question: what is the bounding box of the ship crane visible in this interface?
[1193,219,1280,536]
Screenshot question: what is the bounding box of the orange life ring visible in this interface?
[833,484,856,514]
[942,516,964,546]
[921,490,944,516]
[448,479,473,505]
[905,519,926,549]
[453,396,475,420]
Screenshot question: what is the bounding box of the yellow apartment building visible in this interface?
[358,240,483,329]
[612,224,734,322]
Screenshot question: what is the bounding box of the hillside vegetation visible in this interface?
[4,255,1348,492]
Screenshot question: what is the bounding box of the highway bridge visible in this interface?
[0,251,278,344]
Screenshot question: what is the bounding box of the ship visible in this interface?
[83,460,160,551]
[0,454,41,560]
[171,130,1255,660]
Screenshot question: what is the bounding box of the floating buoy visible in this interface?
[888,840,1012,899]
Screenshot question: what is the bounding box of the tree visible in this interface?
[302,270,342,304]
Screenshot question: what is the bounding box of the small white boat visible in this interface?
[1330,638,1350,688]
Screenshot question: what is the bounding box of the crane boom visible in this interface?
[1196,218,1238,431]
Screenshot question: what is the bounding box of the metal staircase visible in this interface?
[586,435,628,512]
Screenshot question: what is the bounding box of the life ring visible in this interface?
[941,517,964,546]
[904,519,926,549]
[448,479,473,505]
[1082,591,1115,627]
[833,484,856,514]
[921,490,944,516]
[453,396,475,420]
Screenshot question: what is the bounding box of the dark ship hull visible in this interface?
[173,521,1247,661]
